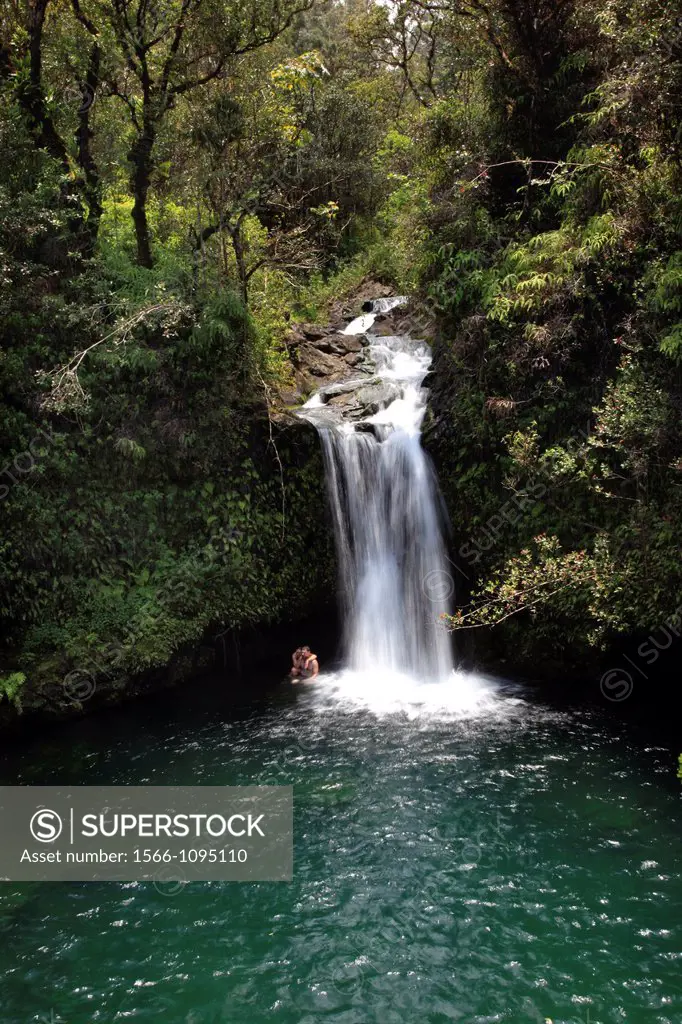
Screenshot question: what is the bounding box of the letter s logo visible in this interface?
[30,808,63,843]
[459,543,481,565]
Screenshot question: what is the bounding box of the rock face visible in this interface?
[290,331,372,394]
[279,284,434,417]
[319,334,364,355]
[286,317,374,398]
[297,343,347,380]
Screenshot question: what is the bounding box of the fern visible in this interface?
[659,323,682,362]
[650,253,682,315]
[0,671,26,711]
[114,437,147,462]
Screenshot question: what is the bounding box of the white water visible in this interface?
[301,301,456,685]
[301,667,525,721]
[343,313,376,335]
[342,296,408,336]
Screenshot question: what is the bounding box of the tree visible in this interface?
[5,0,103,249]
[98,0,315,267]
[188,49,382,301]
[348,1,443,110]
[412,0,588,153]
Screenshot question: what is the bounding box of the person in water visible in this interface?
[289,647,303,676]
[289,645,319,681]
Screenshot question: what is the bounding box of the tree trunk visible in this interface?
[17,0,69,171]
[75,42,102,253]
[129,129,155,268]
[230,224,249,305]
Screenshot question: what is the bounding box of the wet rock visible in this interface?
[278,283,422,411]
[335,334,364,353]
[327,390,358,408]
[323,377,373,399]
[372,322,399,338]
[353,382,401,415]
[344,351,364,367]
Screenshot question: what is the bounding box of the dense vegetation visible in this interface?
[411,0,682,674]
[1,0,682,713]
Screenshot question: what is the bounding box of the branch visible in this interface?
[256,370,286,543]
[70,0,98,36]
[37,303,175,411]
[447,583,576,630]
[107,81,141,131]
[169,57,226,96]
[160,0,193,96]
[233,0,315,55]
[466,158,625,187]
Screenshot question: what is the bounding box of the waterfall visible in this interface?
[301,300,454,682]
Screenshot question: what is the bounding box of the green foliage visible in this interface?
[400,0,682,669]
[5,0,682,697]
[0,673,27,710]
[0,103,334,706]
[98,195,196,301]
[292,242,399,322]
[645,253,682,361]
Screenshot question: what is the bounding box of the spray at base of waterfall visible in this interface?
[295,667,528,721]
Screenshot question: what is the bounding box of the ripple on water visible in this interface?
[0,676,680,1024]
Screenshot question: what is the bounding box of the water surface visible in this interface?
[1,672,680,1024]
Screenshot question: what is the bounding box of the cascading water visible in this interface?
[301,298,454,682]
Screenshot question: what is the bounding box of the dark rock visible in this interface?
[301,323,332,341]
[313,332,364,356]
[279,282,418,410]
[354,280,393,304]
[328,280,394,319]
[297,343,348,380]
[279,388,303,406]
[372,322,399,337]
[331,333,363,354]
[312,337,336,354]
[354,421,378,435]
[283,328,305,350]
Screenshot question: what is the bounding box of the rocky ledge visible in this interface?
[277,281,434,418]
[290,325,368,389]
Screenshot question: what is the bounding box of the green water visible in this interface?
[1,673,680,1024]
